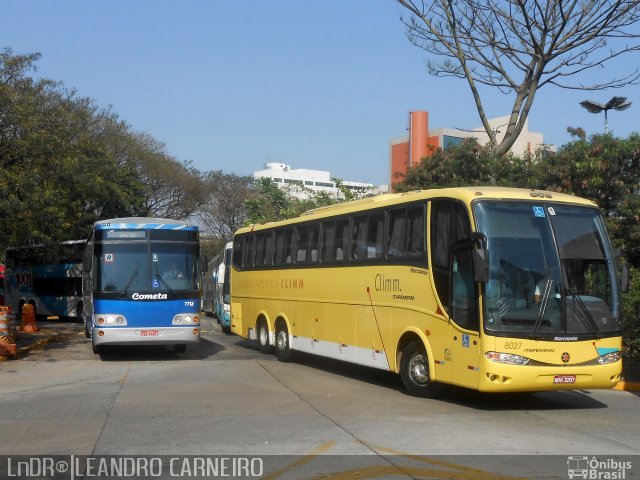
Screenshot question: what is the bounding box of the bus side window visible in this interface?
[307,224,319,263]
[367,213,385,259]
[274,228,292,266]
[321,221,337,262]
[335,219,349,261]
[243,235,255,268]
[430,201,471,310]
[351,215,368,260]
[387,208,406,257]
[254,233,266,266]
[232,238,244,269]
[295,226,309,262]
[450,247,479,331]
[264,232,274,266]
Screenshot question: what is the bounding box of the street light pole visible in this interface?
[580,96,632,134]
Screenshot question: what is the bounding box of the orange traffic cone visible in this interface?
[21,303,39,333]
[0,306,17,356]
[0,306,11,340]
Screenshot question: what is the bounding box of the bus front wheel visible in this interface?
[275,322,293,362]
[400,341,441,398]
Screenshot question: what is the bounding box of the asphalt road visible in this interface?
[1,316,638,479]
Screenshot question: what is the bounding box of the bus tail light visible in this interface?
[173,314,200,325]
[96,314,127,326]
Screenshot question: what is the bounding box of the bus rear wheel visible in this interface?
[400,341,441,398]
[275,322,293,362]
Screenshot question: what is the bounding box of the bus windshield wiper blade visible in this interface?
[567,290,601,337]
[121,270,138,297]
[531,278,552,339]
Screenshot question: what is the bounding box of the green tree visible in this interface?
[243,178,357,225]
[244,178,296,224]
[0,48,211,254]
[0,49,147,250]
[394,138,528,191]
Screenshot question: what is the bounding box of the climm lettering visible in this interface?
[281,278,304,289]
[375,274,401,292]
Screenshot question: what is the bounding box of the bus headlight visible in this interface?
[597,351,621,364]
[485,351,531,365]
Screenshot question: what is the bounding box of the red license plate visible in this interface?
[554,375,576,384]
[140,329,159,337]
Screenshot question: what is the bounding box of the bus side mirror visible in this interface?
[202,256,209,273]
[471,232,489,284]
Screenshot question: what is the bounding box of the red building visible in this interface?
[389,111,439,191]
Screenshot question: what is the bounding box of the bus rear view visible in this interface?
[84,218,202,355]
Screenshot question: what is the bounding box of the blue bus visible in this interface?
[4,240,85,321]
[213,241,232,334]
[83,218,202,354]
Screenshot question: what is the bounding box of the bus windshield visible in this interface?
[94,241,199,293]
[474,201,620,338]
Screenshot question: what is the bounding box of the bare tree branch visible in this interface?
[398,0,640,155]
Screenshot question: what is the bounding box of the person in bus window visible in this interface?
[163,262,184,280]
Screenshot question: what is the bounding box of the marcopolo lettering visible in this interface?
[131,292,168,300]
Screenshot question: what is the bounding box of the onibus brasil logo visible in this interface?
[567,456,632,479]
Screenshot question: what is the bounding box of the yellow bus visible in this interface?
[230,187,627,396]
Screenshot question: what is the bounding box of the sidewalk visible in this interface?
[0,320,77,361]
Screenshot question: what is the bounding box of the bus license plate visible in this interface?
[554,375,576,384]
[140,329,159,337]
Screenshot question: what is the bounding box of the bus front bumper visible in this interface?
[92,326,200,346]
[478,361,622,392]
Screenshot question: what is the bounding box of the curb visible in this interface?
[613,380,640,392]
[0,331,61,362]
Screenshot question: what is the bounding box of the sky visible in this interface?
[2,1,640,187]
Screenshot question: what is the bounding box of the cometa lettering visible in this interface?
[131,293,168,300]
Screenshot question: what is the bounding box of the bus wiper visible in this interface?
[531,278,552,339]
[121,270,138,297]
[155,274,176,297]
[566,289,601,338]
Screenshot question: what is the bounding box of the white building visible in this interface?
[254,163,388,199]
[429,115,555,155]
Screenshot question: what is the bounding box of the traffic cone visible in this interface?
[21,303,39,333]
[0,307,17,356]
